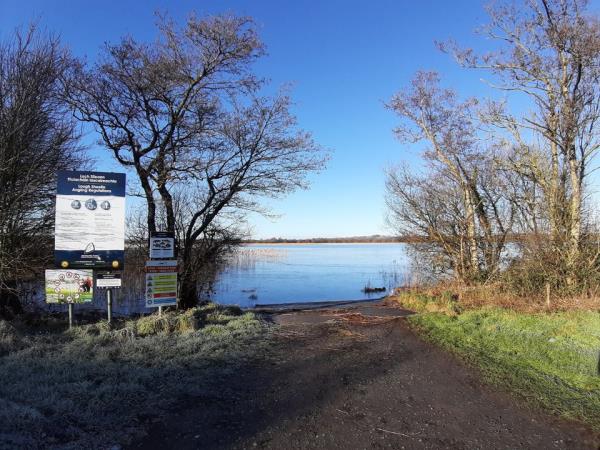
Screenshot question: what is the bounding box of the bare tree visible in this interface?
[67,14,326,308]
[66,14,264,235]
[442,0,600,282]
[386,167,469,281]
[123,195,245,306]
[0,26,82,316]
[386,72,513,283]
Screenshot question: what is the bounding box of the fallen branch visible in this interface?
[375,427,419,438]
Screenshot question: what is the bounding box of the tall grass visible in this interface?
[225,247,288,270]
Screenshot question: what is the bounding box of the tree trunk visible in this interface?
[140,177,157,234]
[179,270,198,309]
[0,284,23,319]
[549,140,560,246]
[134,160,157,235]
[464,188,479,281]
[178,248,198,309]
[470,182,495,275]
[157,183,176,232]
[567,151,582,283]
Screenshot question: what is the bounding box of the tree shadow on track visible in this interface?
[131,314,598,450]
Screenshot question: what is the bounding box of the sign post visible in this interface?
[95,272,121,323]
[45,269,94,328]
[50,170,127,326]
[107,289,112,323]
[147,231,177,315]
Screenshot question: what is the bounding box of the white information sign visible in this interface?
[149,233,175,259]
[96,272,122,289]
[54,171,126,269]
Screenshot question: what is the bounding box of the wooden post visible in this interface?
[68,303,73,329]
[546,283,551,309]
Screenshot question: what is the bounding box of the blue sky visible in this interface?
[2,0,585,239]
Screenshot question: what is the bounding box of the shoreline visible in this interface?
[252,296,385,312]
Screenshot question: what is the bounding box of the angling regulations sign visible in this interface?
[145,260,178,307]
[54,171,126,269]
[45,269,94,304]
[149,231,175,259]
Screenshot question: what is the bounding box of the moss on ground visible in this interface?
[408,307,600,429]
[0,303,271,450]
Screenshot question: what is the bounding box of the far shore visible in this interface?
[242,241,405,245]
[243,233,557,245]
[242,235,412,244]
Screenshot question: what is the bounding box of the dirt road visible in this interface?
[131,301,598,449]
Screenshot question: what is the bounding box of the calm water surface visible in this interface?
[36,243,409,316]
[210,243,409,307]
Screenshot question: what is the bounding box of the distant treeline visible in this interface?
[244,233,582,245]
[243,235,422,244]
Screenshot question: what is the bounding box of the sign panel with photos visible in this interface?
[149,231,175,259]
[45,269,94,304]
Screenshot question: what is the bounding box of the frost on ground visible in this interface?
[0,304,272,450]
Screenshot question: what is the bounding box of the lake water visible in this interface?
[210,243,410,307]
[34,243,410,316]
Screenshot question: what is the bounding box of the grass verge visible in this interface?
[405,305,600,429]
[0,303,271,450]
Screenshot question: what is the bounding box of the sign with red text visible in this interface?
[145,260,178,307]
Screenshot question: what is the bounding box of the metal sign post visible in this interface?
[107,289,112,323]
[45,269,93,329]
[147,231,177,316]
[95,272,121,323]
[49,170,127,325]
